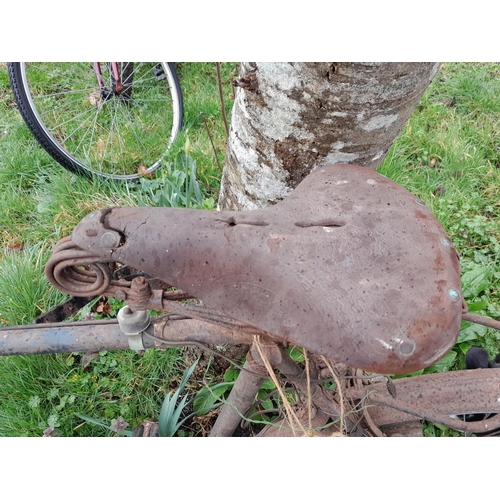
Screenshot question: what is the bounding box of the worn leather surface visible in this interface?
[72,165,463,374]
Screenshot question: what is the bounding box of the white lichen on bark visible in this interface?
[219,62,441,211]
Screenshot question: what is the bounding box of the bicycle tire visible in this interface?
[8,62,184,181]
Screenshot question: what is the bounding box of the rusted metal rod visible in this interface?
[209,357,266,437]
[215,62,229,137]
[0,320,148,355]
[0,318,255,356]
[462,312,500,331]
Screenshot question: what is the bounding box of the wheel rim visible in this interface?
[19,63,182,180]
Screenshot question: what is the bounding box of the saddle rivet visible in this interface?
[416,199,426,206]
[448,289,460,301]
[399,339,416,355]
[440,238,451,246]
[101,231,121,249]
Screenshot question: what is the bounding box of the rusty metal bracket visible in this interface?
[116,306,150,351]
[345,368,500,435]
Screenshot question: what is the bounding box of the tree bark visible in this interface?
[219,62,440,211]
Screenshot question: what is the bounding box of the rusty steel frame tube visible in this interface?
[367,392,500,434]
[462,312,500,331]
[0,318,255,356]
[0,321,146,355]
[209,358,266,437]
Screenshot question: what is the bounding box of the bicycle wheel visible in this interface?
[8,62,184,181]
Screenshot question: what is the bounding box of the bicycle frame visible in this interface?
[2,164,500,437]
[2,310,500,437]
[92,62,124,95]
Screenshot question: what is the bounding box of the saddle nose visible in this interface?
[71,164,463,374]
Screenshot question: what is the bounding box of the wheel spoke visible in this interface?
[11,62,183,180]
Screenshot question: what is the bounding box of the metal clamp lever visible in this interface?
[117,306,150,351]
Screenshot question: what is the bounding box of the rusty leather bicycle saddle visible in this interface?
[69,164,463,374]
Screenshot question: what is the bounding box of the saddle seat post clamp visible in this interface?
[117,306,151,352]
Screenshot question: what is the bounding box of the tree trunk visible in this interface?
[218,62,440,211]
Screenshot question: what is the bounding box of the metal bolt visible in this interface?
[448,289,460,301]
[101,231,121,248]
[131,276,151,294]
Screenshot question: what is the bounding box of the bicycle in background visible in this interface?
[8,62,183,181]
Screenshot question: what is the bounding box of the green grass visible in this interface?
[0,62,499,436]
[379,63,500,325]
[0,62,236,436]
[0,347,184,436]
[0,242,66,325]
[10,63,198,178]
[379,63,500,400]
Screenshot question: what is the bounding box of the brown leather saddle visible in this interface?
[68,164,463,374]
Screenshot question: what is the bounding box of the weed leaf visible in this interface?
[193,382,233,415]
[457,321,488,343]
[158,359,199,437]
[423,350,457,373]
[461,264,492,299]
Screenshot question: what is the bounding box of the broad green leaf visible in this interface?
[224,368,240,383]
[257,390,275,411]
[392,369,424,379]
[260,379,276,391]
[461,265,492,298]
[466,300,488,312]
[432,422,448,432]
[457,321,487,343]
[423,350,457,374]
[287,346,305,362]
[193,382,233,415]
[458,343,472,355]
